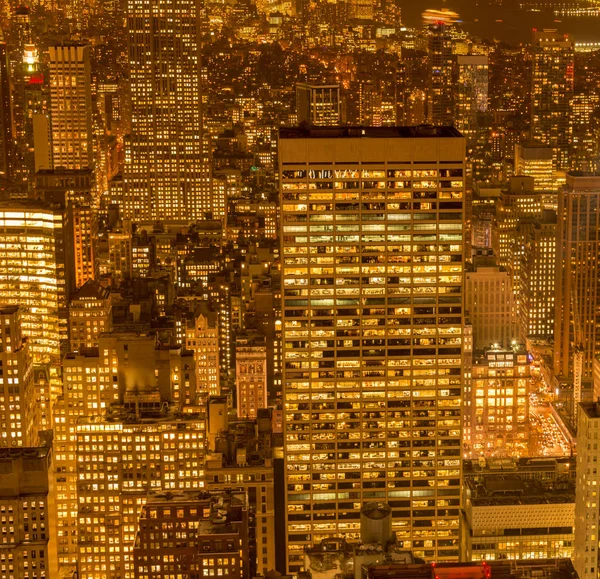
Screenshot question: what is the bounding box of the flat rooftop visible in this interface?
[279,126,463,139]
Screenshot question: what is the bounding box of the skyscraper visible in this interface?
[428,24,455,126]
[0,37,14,180]
[279,126,465,569]
[48,44,93,170]
[124,0,211,221]
[554,173,600,408]
[531,30,574,170]
[454,55,488,141]
[0,201,70,362]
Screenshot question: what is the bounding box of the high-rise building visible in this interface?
[554,174,600,403]
[0,37,14,181]
[48,44,93,170]
[279,126,465,569]
[519,210,556,341]
[514,144,555,193]
[296,83,342,127]
[574,401,600,579]
[124,0,212,221]
[0,201,70,362]
[530,30,574,170]
[454,55,488,141]
[428,24,455,126]
[0,445,59,579]
[0,306,38,448]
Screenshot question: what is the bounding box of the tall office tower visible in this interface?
[496,177,545,297]
[0,446,59,579]
[68,280,112,351]
[235,332,267,419]
[574,401,600,579]
[0,306,38,447]
[296,83,342,127]
[279,126,466,569]
[465,255,518,351]
[468,345,529,457]
[124,0,211,221]
[0,38,14,180]
[519,211,556,341]
[185,310,220,397]
[531,30,574,171]
[48,44,93,170]
[454,56,488,142]
[0,201,69,363]
[133,490,249,579]
[515,144,555,193]
[554,174,600,405]
[428,24,455,126]
[76,408,206,579]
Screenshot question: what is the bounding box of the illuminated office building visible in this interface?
[496,177,545,302]
[574,401,600,579]
[124,0,212,221]
[0,305,38,448]
[519,211,556,341]
[530,30,574,170]
[296,83,342,127]
[514,144,555,193]
[76,409,206,579]
[55,333,199,571]
[454,55,488,141]
[468,345,529,457]
[0,38,14,180]
[554,174,600,396]
[48,44,93,170]
[279,126,465,569]
[0,201,69,363]
[428,24,455,126]
[0,446,59,579]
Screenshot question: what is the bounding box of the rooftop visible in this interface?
[279,125,463,139]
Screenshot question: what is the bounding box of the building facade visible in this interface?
[279,126,465,569]
[124,0,212,220]
[48,44,93,170]
[530,30,574,170]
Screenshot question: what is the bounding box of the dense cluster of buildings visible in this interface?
[1,0,600,577]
